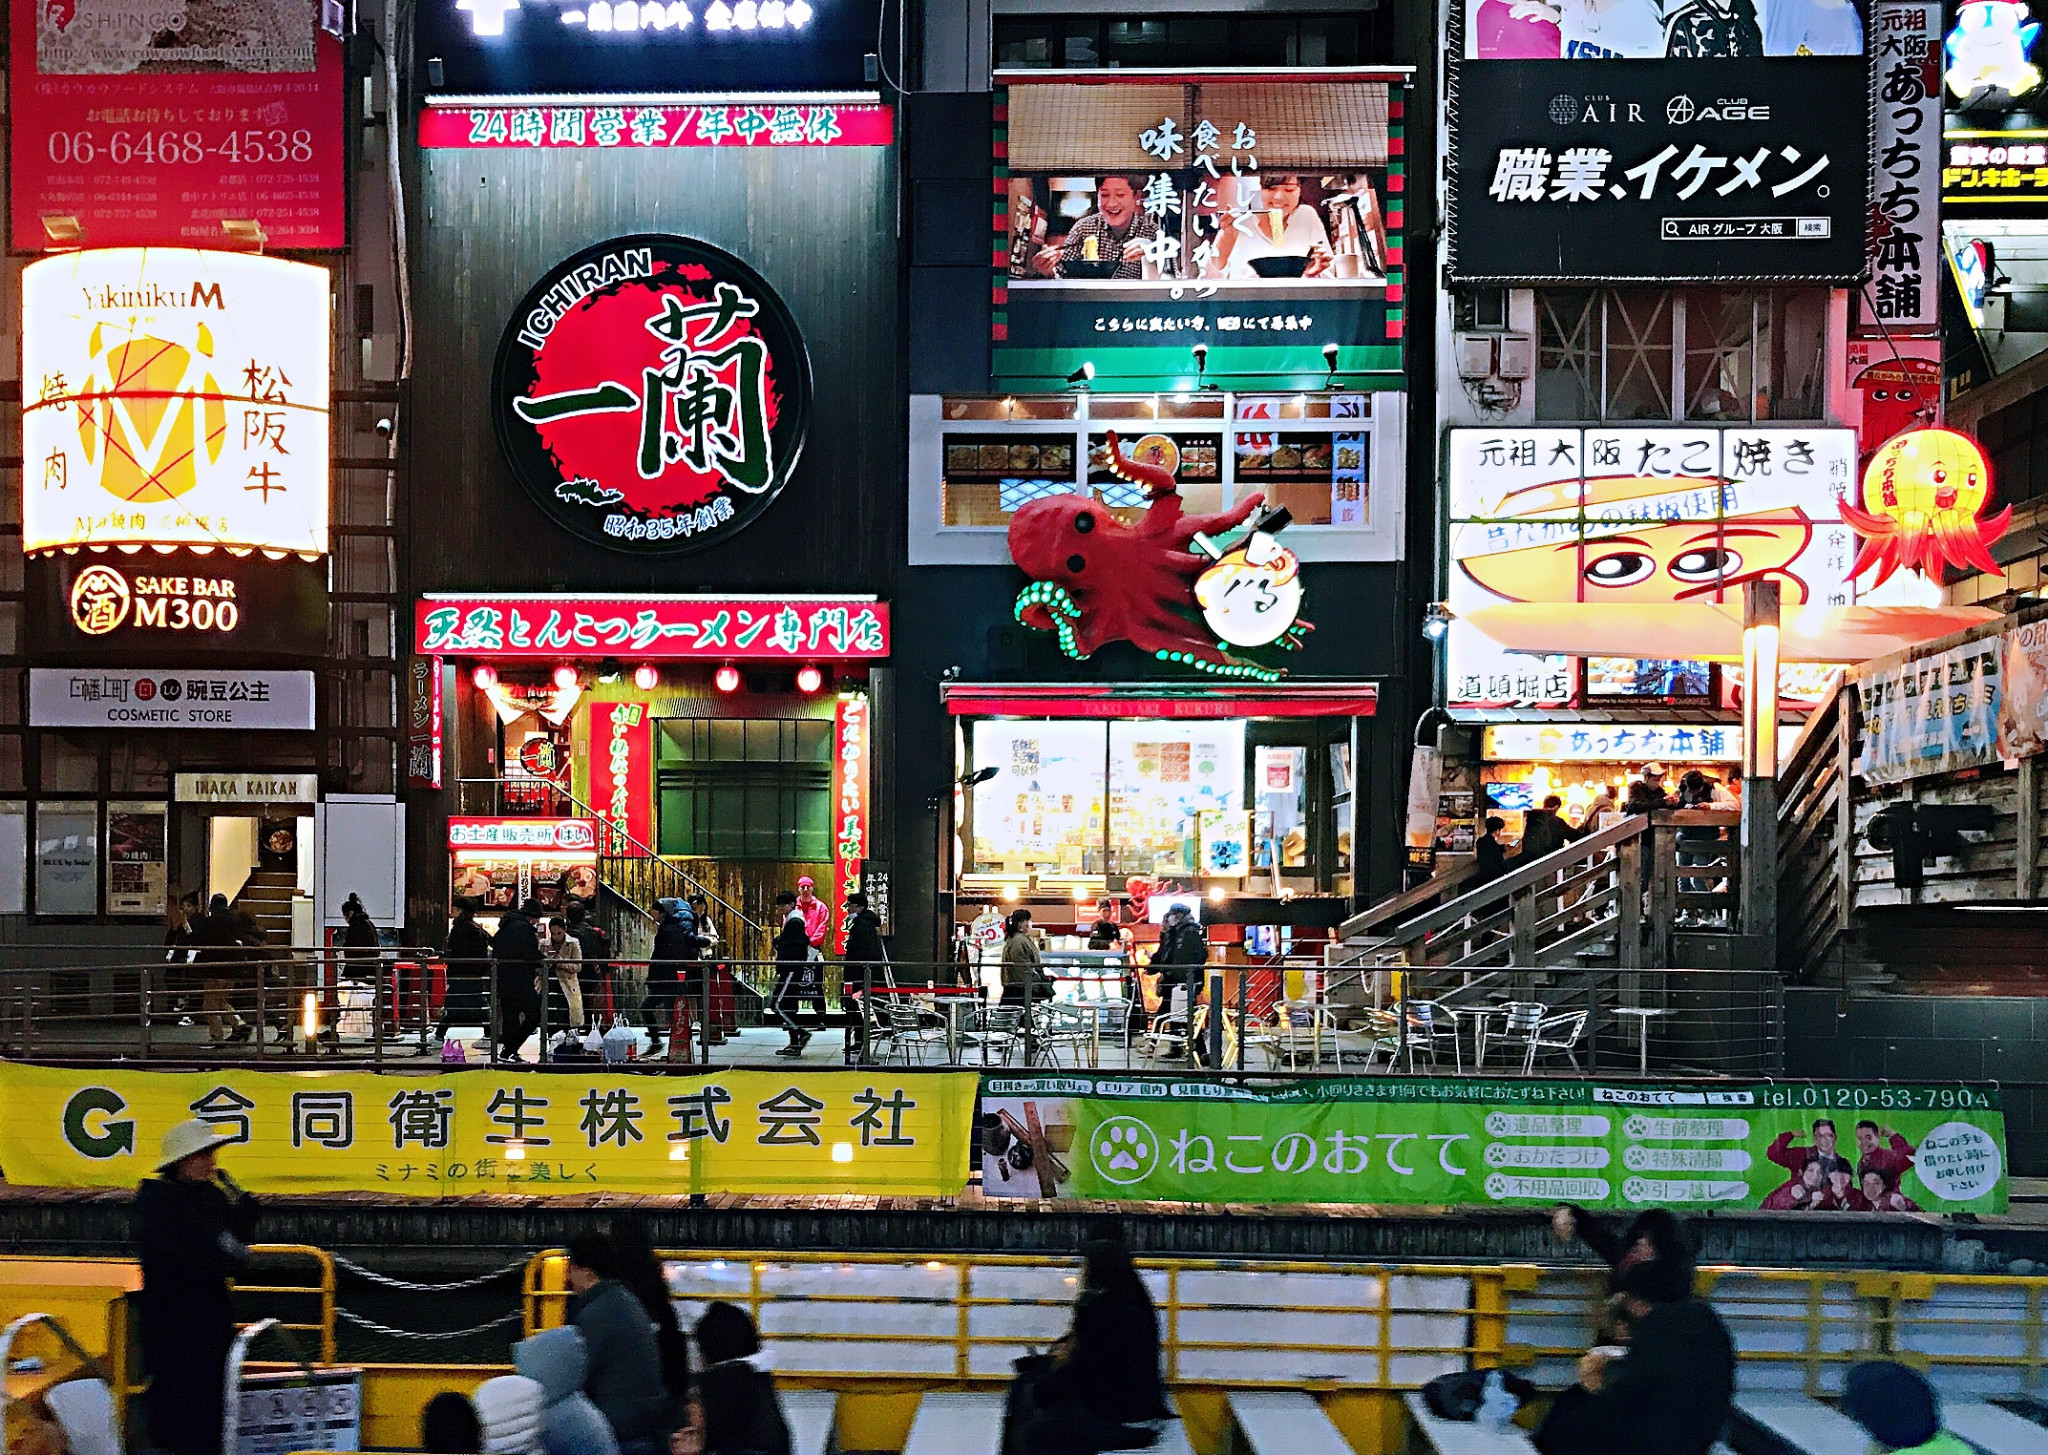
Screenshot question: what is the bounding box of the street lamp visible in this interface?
[1739,579,1780,955]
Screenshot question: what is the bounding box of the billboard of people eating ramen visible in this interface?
[994,73,1407,391]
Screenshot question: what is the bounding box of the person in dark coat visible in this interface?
[1517,795,1579,861]
[840,891,887,1064]
[439,899,494,1039]
[769,894,822,1056]
[1150,905,1211,1064]
[1472,816,1509,885]
[135,1118,261,1455]
[565,1233,672,1453]
[611,1222,690,1413]
[694,1301,792,1455]
[192,893,251,1043]
[1009,1233,1170,1455]
[1535,1207,1734,1455]
[645,897,698,1055]
[341,893,380,974]
[493,899,546,1060]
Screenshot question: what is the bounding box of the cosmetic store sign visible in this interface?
[31,668,315,729]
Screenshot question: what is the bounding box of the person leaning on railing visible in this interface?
[439,898,494,1041]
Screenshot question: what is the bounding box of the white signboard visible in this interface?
[35,801,98,915]
[1867,2,1941,333]
[31,669,316,729]
[23,248,330,556]
[175,772,321,804]
[1447,427,1859,709]
[1857,638,2002,785]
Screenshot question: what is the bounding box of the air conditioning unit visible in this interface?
[1496,333,1535,380]
[1455,333,1497,381]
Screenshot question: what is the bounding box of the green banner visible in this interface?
[977,1077,2007,1214]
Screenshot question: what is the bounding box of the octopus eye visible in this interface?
[1066,553,1087,574]
[1074,511,1096,534]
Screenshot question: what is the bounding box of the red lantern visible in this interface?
[471,663,498,691]
[551,664,580,690]
[632,664,660,691]
[796,664,824,694]
[714,664,742,693]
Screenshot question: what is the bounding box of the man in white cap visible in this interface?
[134,1119,260,1455]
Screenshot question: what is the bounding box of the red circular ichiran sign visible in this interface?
[493,234,812,555]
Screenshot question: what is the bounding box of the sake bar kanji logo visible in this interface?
[493,234,811,556]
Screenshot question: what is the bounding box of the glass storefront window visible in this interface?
[1253,745,1309,869]
[968,721,1106,881]
[1108,721,1244,879]
[928,392,1376,530]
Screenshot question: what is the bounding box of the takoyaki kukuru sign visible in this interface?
[493,235,812,553]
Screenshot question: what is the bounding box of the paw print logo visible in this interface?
[1089,1116,1159,1186]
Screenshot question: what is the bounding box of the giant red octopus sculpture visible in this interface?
[1007,429,1303,678]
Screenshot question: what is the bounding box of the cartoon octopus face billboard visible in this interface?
[1446,427,1859,708]
[492,234,812,556]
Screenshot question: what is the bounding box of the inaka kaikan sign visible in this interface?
[493,235,811,555]
[23,249,330,556]
[415,595,888,659]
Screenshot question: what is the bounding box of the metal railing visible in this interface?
[519,1248,2048,1400]
[1777,676,1853,978]
[1333,810,1741,974]
[0,954,1782,1077]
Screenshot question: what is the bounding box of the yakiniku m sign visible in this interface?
[492,234,812,555]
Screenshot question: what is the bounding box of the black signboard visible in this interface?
[30,554,329,663]
[1450,57,1872,281]
[493,234,812,556]
[416,0,881,96]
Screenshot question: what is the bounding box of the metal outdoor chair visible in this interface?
[1363,998,1462,1074]
[1519,1008,1591,1074]
[969,1004,1024,1066]
[1033,1002,1098,1068]
[1141,985,1191,1061]
[1476,1001,1547,1068]
[885,1000,948,1064]
[1252,1001,1342,1072]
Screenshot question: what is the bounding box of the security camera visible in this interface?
[373,417,394,438]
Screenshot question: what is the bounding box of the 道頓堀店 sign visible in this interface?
[493,235,811,556]
[23,249,330,557]
[1450,0,1872,285]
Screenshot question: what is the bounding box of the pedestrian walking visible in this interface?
[545,917,587,1033]
[192,893,250,1044]
[1472,817,1509,885]
[1150,904,1210,1064]
[567,901,612,1027]
[135,1119,260,1455]
[688,894,734,1043]
[1535,1206,1732,1455]
[693,1302,791,1455]
[646,898,698,1056]
[793,876,829,953]
[439,899,494,1039]
[1842,1362,1974,1455]
[770,893,824,1056]
[840,890,887,1064]
[565,1234,671,1454]
[494,899,546,1060]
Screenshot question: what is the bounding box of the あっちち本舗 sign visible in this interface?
[493,235,811,555]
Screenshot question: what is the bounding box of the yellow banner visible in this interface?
[0,1064,976,1198]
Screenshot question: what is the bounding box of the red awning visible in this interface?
[943,682,1377,719]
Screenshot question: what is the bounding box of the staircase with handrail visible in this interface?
[452,778,769,957]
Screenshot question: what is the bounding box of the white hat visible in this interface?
[157,1118,230,1172]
